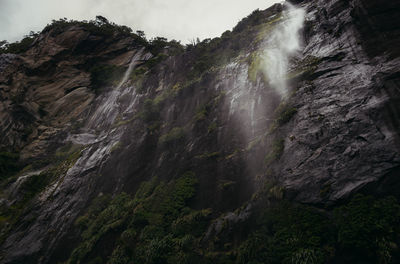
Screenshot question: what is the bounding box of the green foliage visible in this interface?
[218,180,236,191]
[69,193,134,263]
[0,31,38,54]
[276,104,297,126]
[170,172,198,212]
[247,52,268,84]
[207,122,217,133]
[334,194,400,262]
[43,17,135,38]
[172,209,212,237]
[134,176,159,200]
[233,9,279,34]
[140,98,160,123]
[66,174,400,264]
[237,194,400,264]
[158,127,185,146]
[195,152,220,160]
[19,144,81,205]
[237,202,335,264]
[108,245,130,264]
[287,56,322,80]
[0,144,82,246]
[194,103,212,122]
[67,172,203,264]
[269,103,298,133]
[146,53,169,68]
[265,138,284,164]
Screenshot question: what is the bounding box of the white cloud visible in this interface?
[0,0,281,43]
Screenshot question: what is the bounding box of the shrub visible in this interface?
[265,138,284,164]
[0,32,38,54]
[172,209,212,237]
[276,105,297,125]
[334,194,400,262]
[158,127,185,145]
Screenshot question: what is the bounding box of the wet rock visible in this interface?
[0,0,399,262]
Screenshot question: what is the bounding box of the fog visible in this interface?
[262,2,305,96]
[0,0,281,43]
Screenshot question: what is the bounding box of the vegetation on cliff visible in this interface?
[64,185,400,264]
[1,1,400,264]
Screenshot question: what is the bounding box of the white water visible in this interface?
[261,3,305,97]
[86,49,145,130]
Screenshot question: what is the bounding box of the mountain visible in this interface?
[0,0,399,263]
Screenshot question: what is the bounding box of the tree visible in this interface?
[136,30,146,39]
[95,15,109,25]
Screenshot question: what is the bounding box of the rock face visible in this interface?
[0,0,399,263]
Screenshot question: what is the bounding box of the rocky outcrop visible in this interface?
[273,0,400,204]
[0,0,399,263]
[0,24,143,160]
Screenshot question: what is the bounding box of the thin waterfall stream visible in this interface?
[261,3,305,97]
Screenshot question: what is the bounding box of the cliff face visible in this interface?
[0,0,400,263]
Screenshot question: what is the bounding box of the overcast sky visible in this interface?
[0,0,282,44]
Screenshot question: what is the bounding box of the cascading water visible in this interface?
[67,49,150,175]
[86,48,145,130]
[225,2,305,138]
[261,2,305,97]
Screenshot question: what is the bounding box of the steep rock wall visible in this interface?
[0,0,399,263]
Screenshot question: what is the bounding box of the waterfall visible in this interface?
[261,2,305,97]
[86,49,144,130]
[116,50,142,90]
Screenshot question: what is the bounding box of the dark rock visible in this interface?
[0,0,399,262]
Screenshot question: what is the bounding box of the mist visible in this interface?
[261,2,305,97]
[0,0,281,43]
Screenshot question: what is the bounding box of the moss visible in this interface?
[268,186,284,200]
[0,145,82,245]
[110,142,122,153]
[268,103,297,134]
[264,138,284,164]
[195,152,220,160]
[194,104,210,122]
[207,122,217,133]
[276,105,297,126]
[218,180,236,191]
[158,127,185,146]
[246,137,263,151]
[286,55,322,80]
[254,13,283,43]
[171,83,183,94]
[247,52,267,84]
[112,115,138,128]
[139,98,159,123]
[225,149,242,160]
[153,91,170,106]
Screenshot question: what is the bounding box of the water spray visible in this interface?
[261,2,305,97]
